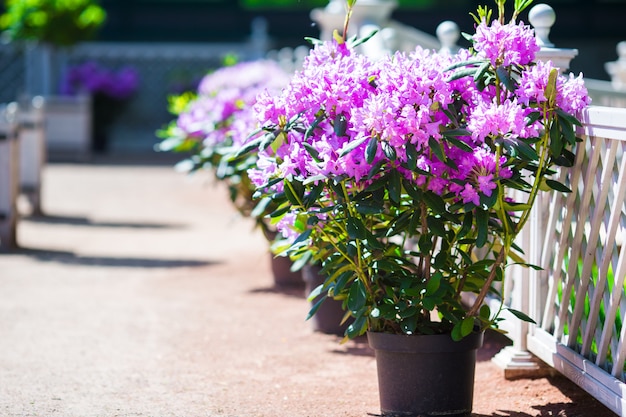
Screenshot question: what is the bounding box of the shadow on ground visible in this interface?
[25,213,184,230]
[12,247,217,269]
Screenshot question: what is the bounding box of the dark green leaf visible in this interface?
[405,142,418,170]
[545,179,572,193]
[382,141,397,161]
[475,208,488,248]
[388,170,401,205]
[428,136,446,162]
[334,114,348,137]
[473,61,491,83]
[506,308,536,324]
[346,217,367,240]
[427,215,447,237]
[496,66,514,91]
[302,142,321,162]
[347,279,367,313]
[365,136,378,164]
[549,120,563,157]
[447,67,478,82]
[340,135,369,157]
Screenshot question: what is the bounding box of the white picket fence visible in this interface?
[492,105,626,416]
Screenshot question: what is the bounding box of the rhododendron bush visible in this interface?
[240,0,590,340]
[158,60,291,237]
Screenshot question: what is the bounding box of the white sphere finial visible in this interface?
[529,3,556,47]
[436,21,460,55]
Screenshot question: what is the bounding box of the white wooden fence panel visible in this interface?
[526,105,626,416]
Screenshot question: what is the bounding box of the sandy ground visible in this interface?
[0,153,617,417]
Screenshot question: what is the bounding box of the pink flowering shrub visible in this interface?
[241,1,590,339]
[157,59,291,237]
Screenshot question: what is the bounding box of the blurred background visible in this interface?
[0,0,623,156]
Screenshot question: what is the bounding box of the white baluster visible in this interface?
[436,20,460,55]
[529,3,578,73]
[605,41,626,90]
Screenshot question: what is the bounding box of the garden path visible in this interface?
[0,152,617,417]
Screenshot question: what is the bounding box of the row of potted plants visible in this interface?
[160,0,590,415]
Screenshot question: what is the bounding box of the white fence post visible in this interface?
[44,94,92,162]
[18,96,46,216]
[0,103,19,250]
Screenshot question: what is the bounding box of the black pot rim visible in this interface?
[367,330,484,353]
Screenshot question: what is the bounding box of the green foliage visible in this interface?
[0,0,107,46]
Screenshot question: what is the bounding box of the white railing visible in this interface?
[516,105,626,416]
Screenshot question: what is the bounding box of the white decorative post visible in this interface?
[310,0,398,58]
[18,96,46,216]
[529,4,578,73]
[0,104,20,250]
[436,20,460,55]
[605,41,626,90]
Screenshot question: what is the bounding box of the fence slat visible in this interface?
[575,139,619,355]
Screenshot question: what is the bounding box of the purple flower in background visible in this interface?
[61,61,139,100]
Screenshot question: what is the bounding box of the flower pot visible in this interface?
[368,330,484,417]
[302,264,351,335]
[270,254,304,289]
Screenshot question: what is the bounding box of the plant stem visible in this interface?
[468,245,508,316]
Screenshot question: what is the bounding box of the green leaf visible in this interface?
[302,142,320,162]
[334,114,348,137]
[365,136,378,164]
[423,191,447,215]
[549,120,563,157]
[306,295,326,320]
[340,135,369,157]
[427,215,447,237]
[347,280,367,313]
[506,308,536,324]
[496,66,514,91]
[283,181,303,205]
[444,135,473,153]
[382,141,397,161]
[475,208,489,248]
[447,67,478,82]
[473,61,491,83]
[405,142,418,170]
[428,136,446,162]
[426,272,441,295]
[346,217,367,240]
[545,179,572,193]
[388,170,401,205]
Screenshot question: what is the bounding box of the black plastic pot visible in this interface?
[302,264,352,336]
[368,330,484,417]
[270,254,304,289]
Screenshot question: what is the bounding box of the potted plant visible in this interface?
[0,0,107,95]
[61,60,139,152]
[241,0,590,415]
[156,59,303,287]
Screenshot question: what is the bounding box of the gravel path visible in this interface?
[0,154,617,417]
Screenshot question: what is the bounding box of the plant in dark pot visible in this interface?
[239,0,590,415]
[61,61,139,152]
[156,59,303,288]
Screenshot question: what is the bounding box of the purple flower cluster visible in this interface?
[61,61,139,100]
[248,19,590,240]
[472,20,540,67]
[176,60,291,149]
